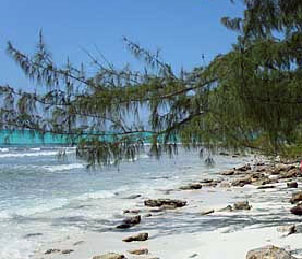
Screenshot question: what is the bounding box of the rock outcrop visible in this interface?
[246,245,295,259]
[144,199,186,208]
[93,254,125,259]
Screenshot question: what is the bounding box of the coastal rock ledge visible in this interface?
[144,199,186,207]
[246,245,296,259]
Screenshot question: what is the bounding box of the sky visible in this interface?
[0,0,244,89]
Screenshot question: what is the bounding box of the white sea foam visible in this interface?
[42,163,84,172]
[76,190,118,201]
[0,150,75,158]
[0,148,9,152]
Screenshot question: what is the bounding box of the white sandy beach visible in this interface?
[32,166,302,259]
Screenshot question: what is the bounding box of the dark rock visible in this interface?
[202,182,218,187]
[201,210,215,215]
[290,204,302,216]
[288,182,299,188]
[232,176,252,187]
[124,194,142,199]
[200,178,214,184]
[280,169,300,179]
[237,165,251,172]
[128,248,148,255]
[180,183,203,190]
[219,152,229,156]
[277,164,296,172]
[93,254,125,259]
[233,201,251,211]
[73,241,84,246]
[257,185,276,189]
[218,205,233,212]
[117,215,141,229]
[220,170,235,176]
[123,232,148,242]
[123,209,141,214]
[246,245,295,259]
[61,249,74,255]
[144,199,186,208]
[277,225,296,235]
[254,162,265,166]
[45,249,61,255]
[290,192,302,204]
[23,233,43,238]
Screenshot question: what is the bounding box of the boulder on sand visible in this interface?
[123,232,148,242]
[246,245,295,259]
[93,254,125,259]
[128,248,148,255]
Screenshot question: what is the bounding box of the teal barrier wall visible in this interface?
[0,130,176,146]
[0,130,74,145]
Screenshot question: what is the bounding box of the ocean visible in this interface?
[0,146,244,259]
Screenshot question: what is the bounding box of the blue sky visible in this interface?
[0,0,243,89]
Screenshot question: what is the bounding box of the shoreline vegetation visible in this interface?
[32,155,302,259]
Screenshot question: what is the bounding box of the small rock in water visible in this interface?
[287,182,299,188]
[144,199,186,208]
[73,240,84,246]
[179,183,203,190]
[218,205,233,212]
[257,185,275,189]
[237,164,251,172]
[23,233,43,238]
[93,253,125,259]
[128,248,148,255]
[219,182,231,188]
[290,191,302,204]
[220,170,235,176]
[61,249,74,254]
[117,215,141,229]
[277,225,296,235]
[232,176,252,187]
[201,210,215,215]
[290,204,302,216]
[124,194,142,199]
[45,248,61,254]
[123,232,148,242]
[233,201,251,211]
[246,245,295,259]
[123,209,141,214]
[159,204,178,211]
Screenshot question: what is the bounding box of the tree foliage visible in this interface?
[2,0,302,167]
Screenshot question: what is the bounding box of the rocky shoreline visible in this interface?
[33,157,302,259]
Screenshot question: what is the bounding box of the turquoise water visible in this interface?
[0,146,244,259]
[0,130,160,145]
[0,130,73,145]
